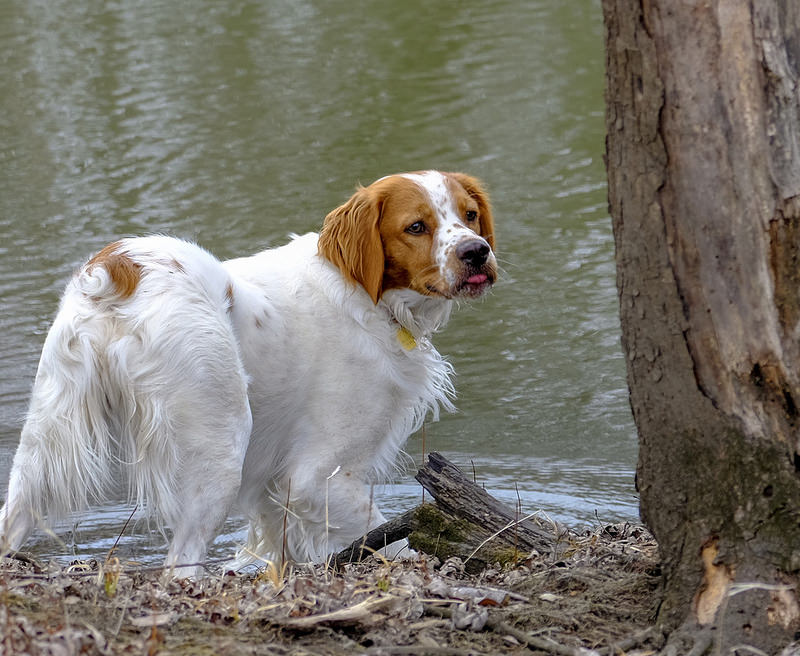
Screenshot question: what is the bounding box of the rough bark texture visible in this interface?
[604,0,800,651]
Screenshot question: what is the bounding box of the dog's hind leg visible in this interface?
[120,322,253,579]
[161,403,252,578]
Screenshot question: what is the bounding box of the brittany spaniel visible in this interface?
[0,171,496,576]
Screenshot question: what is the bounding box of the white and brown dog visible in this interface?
[0,171,496,576]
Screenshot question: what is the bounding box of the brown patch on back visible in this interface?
[225,282,235,314]
[85,241,142,299]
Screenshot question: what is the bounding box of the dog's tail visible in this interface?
[2,283,128,547]
[2,237,250,560]
[0,252,161,551]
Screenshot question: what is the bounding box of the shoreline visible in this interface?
[1,522,660,655]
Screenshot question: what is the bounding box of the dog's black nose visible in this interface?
[456,239,490,267]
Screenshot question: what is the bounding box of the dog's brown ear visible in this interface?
[450,173,495,251]
[318,186,385,303]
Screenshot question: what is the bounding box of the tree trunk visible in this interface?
[604,0,800,651]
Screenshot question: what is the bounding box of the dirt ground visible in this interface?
[0,522,661,656]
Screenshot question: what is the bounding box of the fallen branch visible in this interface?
[335,452,568,571]
[415,452,566,555]
[334,508,417,567]
[364,647,482,656]
[282,595,396,628]
[603,626,661,654]
[425,603,600,656]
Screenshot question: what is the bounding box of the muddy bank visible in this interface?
[0,522,660,655]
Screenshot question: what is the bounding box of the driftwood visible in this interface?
[335,452,568,572]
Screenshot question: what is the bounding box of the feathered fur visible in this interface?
[0,171,497,576]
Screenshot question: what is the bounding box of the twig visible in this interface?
[728,581,795,597]
[366,647,481,656]
[105,505,137,564]
[488,615,600,656]
[487,616,600,656]
[724,646,769,656]
[421,424,427,504]
[684,631,712,656]
[281,479,291,571]
[462,511,544,568]
[602,626,660,654]
[425,604,599,656]
[282,595,394,628]
[324,466,341,566]
[514,482,521,564]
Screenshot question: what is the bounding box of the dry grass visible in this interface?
[0,522,660,655]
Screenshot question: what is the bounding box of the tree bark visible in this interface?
[604,0,800,651]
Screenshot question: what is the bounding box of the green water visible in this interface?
[0,0,635,563]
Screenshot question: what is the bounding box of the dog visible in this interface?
[0,171,496,576]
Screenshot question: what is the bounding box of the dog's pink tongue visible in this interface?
[467,274,488,284]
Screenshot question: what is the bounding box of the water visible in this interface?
[0,0,637,566]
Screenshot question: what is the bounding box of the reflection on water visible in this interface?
[0,0,637,566]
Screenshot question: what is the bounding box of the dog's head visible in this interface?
[318,171,497,303]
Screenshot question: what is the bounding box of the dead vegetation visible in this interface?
[0,522,660,655]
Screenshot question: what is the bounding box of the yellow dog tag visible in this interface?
[397,326,417,350]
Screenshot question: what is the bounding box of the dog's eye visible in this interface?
[465,210,478,222]
[406,221,427,235]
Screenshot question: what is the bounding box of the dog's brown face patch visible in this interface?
[318,171,496,302]
[375,176,441,297]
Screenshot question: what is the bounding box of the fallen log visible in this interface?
[335,452,569,572]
